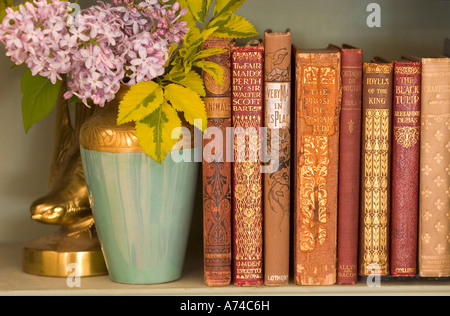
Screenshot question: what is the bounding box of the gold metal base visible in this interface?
[22,219,108,277]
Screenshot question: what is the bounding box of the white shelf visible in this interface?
[1,243,449,296]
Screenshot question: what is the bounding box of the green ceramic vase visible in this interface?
[79,91,199,284]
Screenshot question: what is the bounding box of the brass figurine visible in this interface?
[22,86,107,277]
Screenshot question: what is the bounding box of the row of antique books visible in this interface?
[200,32,450,286]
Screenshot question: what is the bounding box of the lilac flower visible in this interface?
[0,0,73,84]
[123,32,168,85]
[66,2,126,107]
[113,0,188,44]
[0,0,190,107]
[112,0,188,86]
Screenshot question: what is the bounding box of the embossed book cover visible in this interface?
[202,38,232,286]
[419,57,450,277]
[293,46,341,285]
[263,31,291,286]
[390,60,421,277]
[231,41,264,286]
[334,44,363,285]
[359,61,393,277]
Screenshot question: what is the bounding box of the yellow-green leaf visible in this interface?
[193,60,224,86]
[184,26,218,56]
[164,84,207,132]
[176,26,219,75]
[117,81,163,125]
[193,47,228,62]
[210,13,258,39]
[187,0,212,24]
[165,70,206,97]
[213,0,246,19]
[135,101,182,164]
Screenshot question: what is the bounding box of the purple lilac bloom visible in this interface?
[64,2,126,106]
[0,0,72,84]
[0,0,189,107]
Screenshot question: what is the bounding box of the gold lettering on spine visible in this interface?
[205,98,231,118]
[361,109,390,275]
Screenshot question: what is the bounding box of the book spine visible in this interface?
[359,62,393,276]
[337,48,363,284]
[419,58,450,277]
[202,38,232,286]
[390,61,421,277]
[263,32,291,286]
[294,49,341,285]
[231,42,264,286]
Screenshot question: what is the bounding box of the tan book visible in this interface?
[263,31,291,286]
[293,46,341,285]
[419,57,450,277]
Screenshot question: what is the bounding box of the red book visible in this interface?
[335,45,363,284]
[231,41,264,286]
[202,38,232,286]
[390,60,421,277]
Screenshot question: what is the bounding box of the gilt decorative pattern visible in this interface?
[299,135,330,251]
[360,109,390,275]
[203,117,232,286]
[394,126,420,148]
[232,114,263,282]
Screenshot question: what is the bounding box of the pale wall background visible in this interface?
[0,0,449,243]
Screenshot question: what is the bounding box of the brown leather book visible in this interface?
[293,46,341,285]
[263,31,291,286]
[390,60,421,277]
[359,61,393,277]
[231,40,264,286]
[335,45,363,285]
[419,57,450,277]
[202,38,232,286]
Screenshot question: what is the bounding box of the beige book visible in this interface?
[419,57,450,277]
[263,31,291,286]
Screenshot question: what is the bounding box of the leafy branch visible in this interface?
[118,0,258,163]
